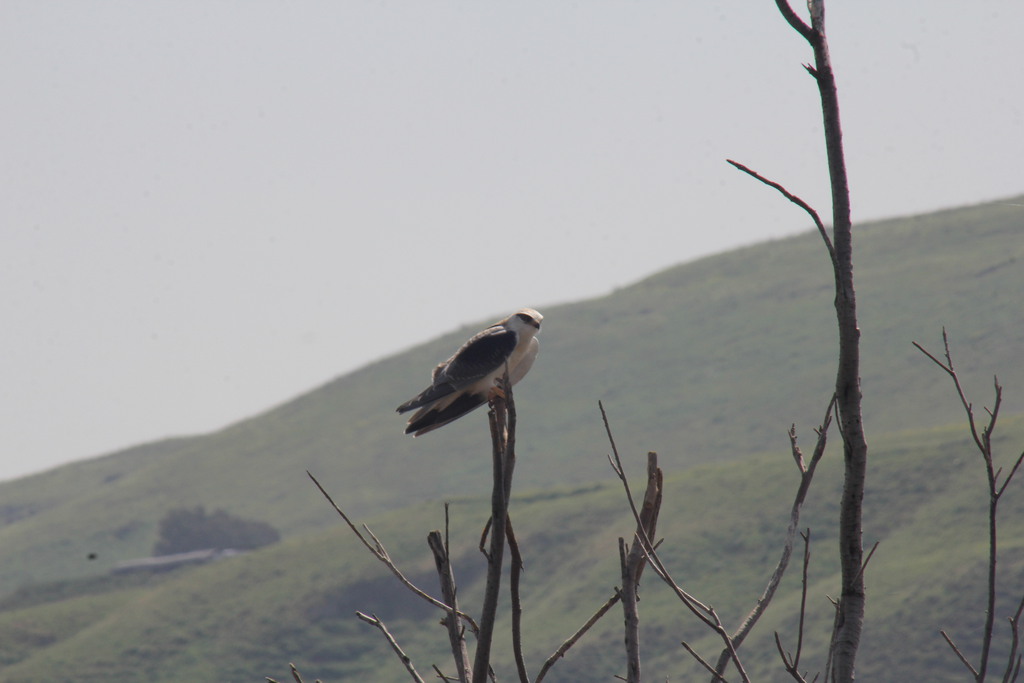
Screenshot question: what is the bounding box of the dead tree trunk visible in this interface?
[774,2,867,680]
[472,377,519,683]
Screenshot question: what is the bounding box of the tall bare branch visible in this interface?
[756,2,866,679]
[472,373,518,683]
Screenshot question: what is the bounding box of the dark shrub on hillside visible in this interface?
[152,506,280,556]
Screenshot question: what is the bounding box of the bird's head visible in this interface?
[508,308,543,334]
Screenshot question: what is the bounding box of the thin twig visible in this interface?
[912,331,985,453]
[307,471,480,635]
[507,517,530,683]
[822,595,839,682]
[996,450,1024,500]
[726,159,836,269]
[535,593,622,683]
[1003,593,1024,683]
[432,665,455,682]
[601,407,685,596]
[427,528,471,683]
[774,530,814,683]
[705,606,751,683]
[775,632,806,683]
[712,398,834,681]
[794,530,812,672]
[478,516,493,561]
[914,331,1021,681]
[601,403,713,622]
[853,541,880,586]
[601,405,754,681]
[265,662,310,683]
[941,630,980,678]
[773,0,815,42]
[683,640,729,682]
[356,612,427,683]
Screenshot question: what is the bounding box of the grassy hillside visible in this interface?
[0,195,1020,597]
[2,415,1023,681]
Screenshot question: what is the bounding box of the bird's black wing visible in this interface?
[395,325,517,414]
[438,325,517,386]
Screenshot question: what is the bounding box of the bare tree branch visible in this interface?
[432,664,455,682]
[601,405,689,608]
[776,632,808,683]
[600,406,753,682]
[356,612,427,683]
[775,529,814,683]
[711,397,834,680]
[427,526,471,683]
[853,541,880,586]
[619,537,642,683]
[308,471,480,635]
[794,530,812,674]
[617,450,664,683]
[764,2,866,679]
[995,450,1024,500]
[914,331,1023,682]
[774,0,814,41]
[1002,593,1024,683]
[265,662,320,683]
[708,606,752,683]
[507,518,530,683]
[725,159,835,269]
[912,329,988,455]
[535,593,621,683]
[941,630,980,678]
[821,595,840,681]
[472,372,517,683]
[683,640,729,682]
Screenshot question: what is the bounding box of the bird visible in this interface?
[397,308,543,436]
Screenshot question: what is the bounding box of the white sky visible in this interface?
[3,1,1022,482]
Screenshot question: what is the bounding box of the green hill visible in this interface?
[0,195,1021,680]
[2,417,1024,682]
